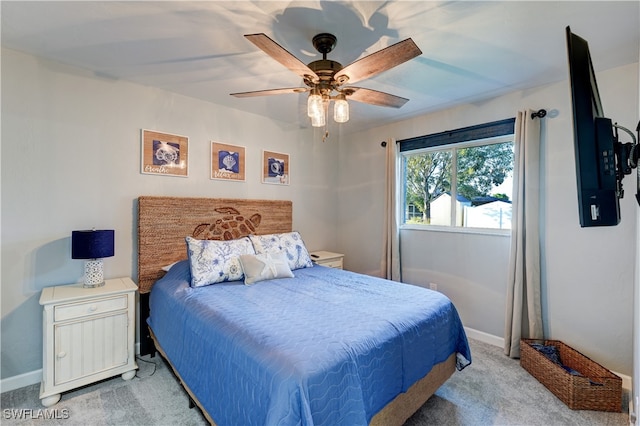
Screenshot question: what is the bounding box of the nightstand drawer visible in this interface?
[54,295,128,322]
[321,259,343,269]
[310,251,345,270]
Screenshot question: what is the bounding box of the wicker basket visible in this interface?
[520,339,622,412]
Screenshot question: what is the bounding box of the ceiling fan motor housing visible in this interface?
[307,60,343,93]
[307,33,345,92]
[312,33,337,55]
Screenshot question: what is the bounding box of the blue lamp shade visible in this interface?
[72,230,114,288]
[72,230,115,260]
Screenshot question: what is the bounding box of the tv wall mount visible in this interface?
[613,120,640,206]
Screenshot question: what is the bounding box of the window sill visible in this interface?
[400,224,511,237]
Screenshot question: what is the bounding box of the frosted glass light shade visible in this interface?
[311,110,326,127]
[334,98,349,123]
[307,93,323,118]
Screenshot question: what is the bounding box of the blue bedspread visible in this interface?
[148,261,471,426]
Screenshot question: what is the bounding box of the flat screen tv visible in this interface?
[566,26,638,227]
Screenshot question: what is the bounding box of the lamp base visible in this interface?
[83,259,105,288]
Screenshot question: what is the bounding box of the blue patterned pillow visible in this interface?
[249,231,313,270]
[186,236,255,287]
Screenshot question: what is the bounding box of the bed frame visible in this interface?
[137,195,455,426]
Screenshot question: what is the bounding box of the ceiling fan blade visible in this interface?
[231,87,309,98]
[345,87,409,108]
[245,33,319,83]
[335,38,422,85]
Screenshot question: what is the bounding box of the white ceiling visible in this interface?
[2,1,639,133]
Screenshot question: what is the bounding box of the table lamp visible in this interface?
[72,229,114,288]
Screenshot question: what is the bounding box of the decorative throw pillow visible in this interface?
[249,231,313,270]
[239,251,294,285]
[161,261,181,272]
[185,236,255,287]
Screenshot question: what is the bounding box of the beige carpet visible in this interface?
[1,338,629,425]
[404,339,629,425]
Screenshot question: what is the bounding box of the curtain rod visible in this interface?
[382,110,547,147]
[531,109,547,119]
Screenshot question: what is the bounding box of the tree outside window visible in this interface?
[403,138,514,229]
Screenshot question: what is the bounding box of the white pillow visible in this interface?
[161,261,181,272]
[239,251,294,285]
[249,231,313,270]
[186,236,255,287]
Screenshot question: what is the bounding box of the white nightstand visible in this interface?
[310,251,345,269]
[39,277,138,407]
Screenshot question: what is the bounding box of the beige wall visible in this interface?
[0,48,340,380]
[337,62,639,376]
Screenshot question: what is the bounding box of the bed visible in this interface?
[137,196,471,426]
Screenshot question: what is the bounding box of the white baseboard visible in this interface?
[1,342,142,394]
[0,369,42,394]
[464,326,505,348]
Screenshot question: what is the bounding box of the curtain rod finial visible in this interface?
[531,109,547,119]
[381,141,387,147]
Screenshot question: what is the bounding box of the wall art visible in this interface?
[141,129,189,177]
[211,142,246,181]
[262,150,289,185]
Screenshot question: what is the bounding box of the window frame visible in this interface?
[399,123,515,235]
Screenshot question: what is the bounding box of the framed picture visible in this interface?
[262,150,290,185]
[141,129,189,177]
[211,142,246,181]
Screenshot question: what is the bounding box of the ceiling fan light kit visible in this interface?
[231,32,422,130]
[307,87,323,118]
[333,93,349,123]
[311,109,326,127]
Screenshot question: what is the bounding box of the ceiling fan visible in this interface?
[230,32,422,127]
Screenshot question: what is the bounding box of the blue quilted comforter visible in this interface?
[148,261,470,426]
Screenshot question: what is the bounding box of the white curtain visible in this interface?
[504,110,544,358]
[382,139,402,281]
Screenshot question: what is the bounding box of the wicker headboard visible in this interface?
[137,196,293,293]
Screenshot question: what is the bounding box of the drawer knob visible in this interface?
[57,351,67,359]
[89,304,98,312]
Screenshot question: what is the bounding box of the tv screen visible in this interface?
[566,26,620,227]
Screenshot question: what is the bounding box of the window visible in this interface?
[399,119,515,230]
